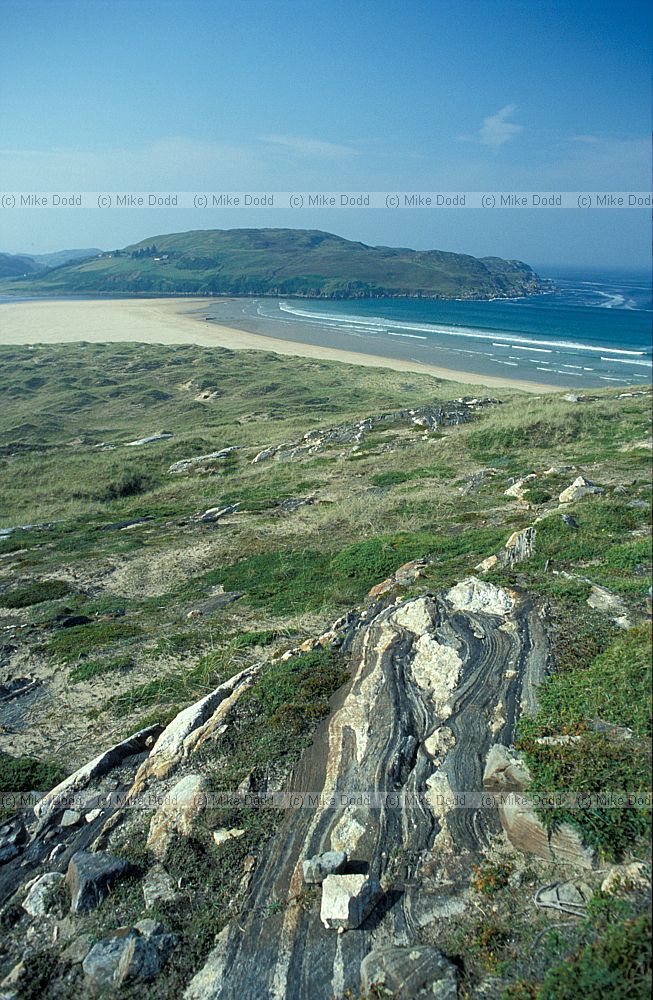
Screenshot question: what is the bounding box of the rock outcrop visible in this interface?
[558,476,604,504]
[191,587,547,998]
[483,744,597,869]
[251,399,495,465]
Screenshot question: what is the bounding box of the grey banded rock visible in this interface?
[302,850,347,884]
[0,816,27,865]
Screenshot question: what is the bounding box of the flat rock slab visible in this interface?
[66,850,132,913]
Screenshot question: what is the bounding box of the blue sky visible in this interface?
[0,0,651,268]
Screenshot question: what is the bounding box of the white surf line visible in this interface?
[600,356,653,367]
[278,302,645,356]
[508,345,553,354]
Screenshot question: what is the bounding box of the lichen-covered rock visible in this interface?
[320,874,382,929]
[302,850,348,884]
[360,945,458,999]
[22,872,65,917]
[66,850,132,913]
[445,577,514,616]
[147,774,208,860]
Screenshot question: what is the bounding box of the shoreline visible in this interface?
[0,296,568,394]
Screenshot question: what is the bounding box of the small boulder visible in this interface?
[302,850,348,884]
[22,872,65,917]
[66,850,132,913]
[483,744,531,793]
[116,927,177,986]
[82,924,176,988]
[360,945,458,1000]
[559,476,603,504]
[320,874,382,929]
[535,880,592,914]
[82,933,135,988]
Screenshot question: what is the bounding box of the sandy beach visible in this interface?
[0,297,561,393]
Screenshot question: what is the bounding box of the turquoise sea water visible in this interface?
[247,268,652,388]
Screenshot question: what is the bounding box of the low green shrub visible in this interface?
[0,753,67,793]
[1,579,71,608]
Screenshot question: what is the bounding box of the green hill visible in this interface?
[0,252,41,279]
[0,228,545,299]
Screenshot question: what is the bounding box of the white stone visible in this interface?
[391,597,434,636]
[410,636,462,717]
[559,476,604,504]
[212,828,246,848]
[320,874,382,929]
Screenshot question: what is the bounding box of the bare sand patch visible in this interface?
[0,297,558,393]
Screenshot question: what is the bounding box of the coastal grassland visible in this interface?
[0,342,651,998]
[517,623,652,859]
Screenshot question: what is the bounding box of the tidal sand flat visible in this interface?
[0,297,561,392]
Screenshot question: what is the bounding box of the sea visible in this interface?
[215,267,652,389]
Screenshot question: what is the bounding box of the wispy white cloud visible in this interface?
[260,134,358,158]
[478,105,523,148]
[458,105,523,150]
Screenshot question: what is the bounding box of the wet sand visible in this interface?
[0,297,560,393]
